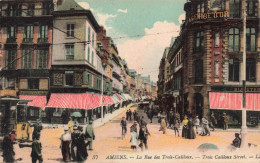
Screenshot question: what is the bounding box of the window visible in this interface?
[229,0,241,18]
[7,26,16,42]
[27,4,35,16]
[37,50,48,69]
[92,32,95,47]
[65,44,74,60]
[228,28,240,52]
[210,0,225,11]
[197,2,204,13]
[87,46,90,61]
[65,71,73,86]
[5,50,16,70]
[229,58,239,81]
[194,59,203,83]
[38,25,48,42]
[23,25,33,42]
[42,2,50,15]
[88,26,91,41]
[8,4,21,16]
[214,60,219,77]
[194,31,204,52]
[22,49,32,69]
[91,51,94,64]
[246,28,256,52]
[247,0,257,17]
[214,32,220,47]
[246,58,256,82]
[83,71,92,87]
[28,78,39,89]
[66,24,75,37]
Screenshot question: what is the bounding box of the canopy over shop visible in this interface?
[209,92,260,127]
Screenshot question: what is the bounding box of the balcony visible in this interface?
[1,9,52,17]
[23,38,33,43]
[37,38,48,43]
[6,38,17,44]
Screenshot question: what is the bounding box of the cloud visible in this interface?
[97,13,117,29]
[117,8,128,14]
[178,13,186,24]
[117,20,180,82]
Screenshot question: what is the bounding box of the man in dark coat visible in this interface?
[222,112,228,130]
[187,118,196,139]
[2,134,15,162]
[31,133,43,163]
[129,110,132,121]
[210,113,217,131]
[32,119,43,140]
[138,125,150,151]
[77,126,88,161]
[126,110,129,121]
[231,133,241,148]
[133,110,137,121]
[71,126,80,161]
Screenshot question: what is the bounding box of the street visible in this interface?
[4,105,260,163]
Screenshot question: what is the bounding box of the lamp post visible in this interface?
[100,62,107,123]
[240,0,248,149]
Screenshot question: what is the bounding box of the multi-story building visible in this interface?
[128,69,137,98]
[0,0,54,133]
[160,0,260,123]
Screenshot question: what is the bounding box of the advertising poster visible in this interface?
[0,0,259,162]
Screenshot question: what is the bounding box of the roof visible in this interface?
[56,0,84,11]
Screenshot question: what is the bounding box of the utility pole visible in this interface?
[240,0,248,149]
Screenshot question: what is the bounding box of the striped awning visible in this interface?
[46,93,91,110]
[103,95,114,105]
[115,93,124,101]
[19,95,47,110]
[209,92,260,111]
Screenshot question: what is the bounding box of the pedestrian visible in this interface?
[133,110,137,121]
[187,117,196,139]
[10,129,16,143]
[130,121,138,133]
[139,116,147,127]
[31,133,43,163]
[68,117,74,133]
[232,133,241,148]
[182,116,188,138]
[60,127,71,162]
[193,115,200,134]
[129,110,132,121]
[130,129,139,151]
[173,118,180,136]
[138,125,150,151]
[160,116,167,134]
[210,113,217,131]
[222,112,228,130]
[32,119,42,140]
[126,110,129,121]
[201,117,210,136]
[71,126,80,161]
[77,126,88,161]
[85,120,95,150]
[2,133,15,162]
[136,113,140,124]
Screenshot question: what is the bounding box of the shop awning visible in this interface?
[120,94,127,101]
[20,95,46,110]
[111,95,120,104]
[115,93,124,101]
[209,92,260,111]
[103,95,114,105]
[46,93,91,110]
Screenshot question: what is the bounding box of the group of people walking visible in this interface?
[60,120,95,162]
[121,110,151,152]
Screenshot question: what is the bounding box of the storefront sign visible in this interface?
[20,91,48,95]
[0,89,17,97]
[234,87,260,92]
[188,11,228,22]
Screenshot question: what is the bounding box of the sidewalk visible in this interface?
[42,103,133,129]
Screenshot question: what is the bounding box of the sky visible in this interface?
[76,0,186,82]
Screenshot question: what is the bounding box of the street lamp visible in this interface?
[240,0,248,149]
[100,62,107,123]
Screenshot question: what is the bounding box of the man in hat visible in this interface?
[60,127,71,162]
[31,133,43,163]
[85,120,95,150]
[32,119,43,140]
[222,112,228,130]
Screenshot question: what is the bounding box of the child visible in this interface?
[130,128,138,151]
[173,119,180,136]
[31,133,43,163]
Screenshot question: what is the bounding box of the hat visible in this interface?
[64,127,69,131]
[235,133,240,136]
[73,126,78,130]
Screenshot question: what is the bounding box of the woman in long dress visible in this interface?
[187,118,196,139]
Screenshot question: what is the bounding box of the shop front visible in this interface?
[209,91,260,127]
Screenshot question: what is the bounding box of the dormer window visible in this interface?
[210,0,225,11]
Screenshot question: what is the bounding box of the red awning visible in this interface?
[209,92,260,111]
[20,95,46,110]
[103,95,114,105]
[46,93,91,110]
